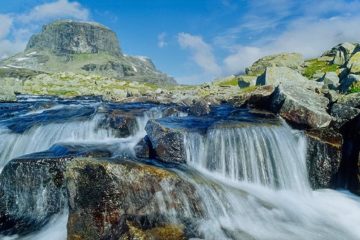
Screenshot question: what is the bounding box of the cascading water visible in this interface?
[0,114,114,171]
[0,102,164,240]
[177,121,360,240]
[184,123,309,192]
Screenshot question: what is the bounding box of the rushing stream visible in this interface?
[0,96,360,240]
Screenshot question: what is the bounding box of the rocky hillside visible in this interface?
[0,20,175,88]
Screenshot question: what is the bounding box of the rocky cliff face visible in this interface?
[26,20,122,56]
[0,20,175,85]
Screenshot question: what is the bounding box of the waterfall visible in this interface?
[0,114,114,171]
[0,106,164,171]
[178,121,360,240]
[184,123,309,192]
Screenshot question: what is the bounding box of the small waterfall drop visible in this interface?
[0,114,114,171]
[184,123,309,192]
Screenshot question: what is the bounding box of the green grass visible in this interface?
[303,59,339,79]
[350,82,360,93]
[240,85,257,93]
[213,76,239,87]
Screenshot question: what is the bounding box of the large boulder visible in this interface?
[256,66,309,86]
[337,92,360,108]
[246,53,304,75]
[145,119,187,163]
[320,72,340,90]
[0,144,111,236]
[330,103,360,129]
[322,42,356,65]
[257,67,332,128]
[347,52,360,74]
[305,129,343,189]
[66,158,203,240]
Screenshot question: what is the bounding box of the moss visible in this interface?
[240,85,258,93]
[303,59,339,78]
[350,81,360,93]
[215,76,239,87]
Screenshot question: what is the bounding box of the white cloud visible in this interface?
[158,32,167,48]
[18,0,89,23]
[0,15,13,39]
[217,0,360,76]
[178,32,221,76]
[0,0,90,58]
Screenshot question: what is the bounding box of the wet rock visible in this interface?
[134,136,154,159]
[106,110,138,137]
[246,85,275,109]
[0,156,70,235]
[145,119,186,163]
[66,158,203,240]
[0,144,111,236]
[246,53,304,75]
[189,100,211,116]
[305,129,343,189]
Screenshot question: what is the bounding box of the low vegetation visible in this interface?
[303,59,339,79]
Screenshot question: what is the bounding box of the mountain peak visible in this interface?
[26,19,122,56]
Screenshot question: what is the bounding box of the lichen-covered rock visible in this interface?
[330,103,360,129]
[322,42,356,65]
[66,158,203,240]
[259,67,332,128]
[256,66,309,86]
[337,92,360,108]
[347,52,360,74]
[26,20,121,56]
[237,75,256,88]
[305,129,343,189]
[246,53,304,75]
[104,110,138,137]
[145,119,186,163]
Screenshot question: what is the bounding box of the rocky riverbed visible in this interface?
[0,96,359,240]
[0,19,360,240]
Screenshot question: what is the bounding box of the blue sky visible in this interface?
[1,0,360,84]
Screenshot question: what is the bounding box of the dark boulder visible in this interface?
[145,119,187,164]
[189,99,211,116]
[305,129,343,189]
[66,158,203,240]
[0,144,111,236]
